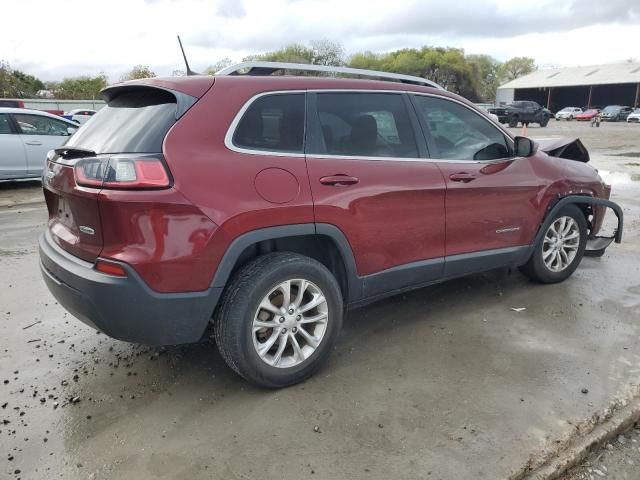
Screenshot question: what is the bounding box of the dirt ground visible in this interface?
[1,121,639,480]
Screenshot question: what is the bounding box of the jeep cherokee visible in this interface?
[39,63,623,388]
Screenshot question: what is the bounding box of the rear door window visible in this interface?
[311,92,418,158]
[232,93,305,153]
[65,89,177,153]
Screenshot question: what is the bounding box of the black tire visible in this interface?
[214,252,343,388]
[539,115,549,127]
[520,204,587,284]
[508,116,518,128]
[568,115,573,121]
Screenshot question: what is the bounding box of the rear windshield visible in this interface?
[65,89,177,153]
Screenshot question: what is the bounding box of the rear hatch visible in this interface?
[43,80,210,262]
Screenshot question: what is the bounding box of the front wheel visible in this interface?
[520,205,587,284]
[214,252,343,388]
[539,115,549,127]
[508,116,518,128]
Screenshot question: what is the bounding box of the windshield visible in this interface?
[65,89,177,154]
[602,106,620,113]
[558,108,572,113]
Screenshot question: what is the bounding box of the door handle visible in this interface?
[449,172,476,183]
[25,141,43,146]
[319,175,359,186]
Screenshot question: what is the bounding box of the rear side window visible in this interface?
[65,89,177,153]
[312,93,418,158]
[233,93,305,153]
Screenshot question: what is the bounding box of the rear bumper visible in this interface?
[39,232,222,345]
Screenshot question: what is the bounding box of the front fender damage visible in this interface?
[536,137,590,163]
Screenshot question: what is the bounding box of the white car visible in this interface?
[627,108,640,123]
[65,109,97,125]
[555,107,583,121]
[0,108,79,180]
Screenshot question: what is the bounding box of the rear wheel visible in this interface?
[508,116,518,128]
[214,252,343,388]
[539,115,549,127]
[520,205,587,284]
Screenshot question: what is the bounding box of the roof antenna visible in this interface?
[177,35,199,76]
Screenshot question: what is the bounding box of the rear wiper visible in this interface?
[54,147,97,159]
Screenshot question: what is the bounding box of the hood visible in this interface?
[535,137,590,163]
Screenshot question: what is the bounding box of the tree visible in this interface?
[244,40,345,67]
[466,54,500,102]
[497,57,536,83]
[54,75,108,99]
[0,60,45,98]
[348,46,481,101]
[120,65,156,82]
[204,58,234,75]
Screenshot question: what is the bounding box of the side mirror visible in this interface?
[514,136,537,157]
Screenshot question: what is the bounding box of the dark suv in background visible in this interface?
[39,63,622,388]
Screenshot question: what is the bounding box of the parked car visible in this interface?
[600,105,633,122]
[575,109,600,121]
[555,107,583,120]
[39,63,623,388]
[488,101,551,127]
[63,109,97,125]
[0,99,25,108]
[0,108,79,180]
[626,108,640,123]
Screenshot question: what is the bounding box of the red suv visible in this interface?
[39,63,623,388]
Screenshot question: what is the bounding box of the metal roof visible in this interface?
[498,63,640,90]
[216,61,444,89]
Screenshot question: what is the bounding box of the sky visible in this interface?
[1,0,638,82]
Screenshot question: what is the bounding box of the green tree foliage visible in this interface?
[54,75,108,99]
[120,65,157,82]
[243,40,345,66]
[497,57,536,83]
[0,60,45,98]
[204,58,234,75]
[466,54,500,103]
[349,47,480,101]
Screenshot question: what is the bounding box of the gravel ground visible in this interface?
[560,423,640,480]
[1,120,639,480]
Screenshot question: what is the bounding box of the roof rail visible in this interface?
[215,61,443,89]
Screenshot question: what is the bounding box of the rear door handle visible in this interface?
[319,175,359,186]
[449,172,476,183]
[25,141,43,146]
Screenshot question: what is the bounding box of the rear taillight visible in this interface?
[75,157,170,189]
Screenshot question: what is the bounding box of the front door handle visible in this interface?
[25,141,43,146]
[449,172,476,183]
[319,175,359,186]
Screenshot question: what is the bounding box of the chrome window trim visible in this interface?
[224,89,518,164]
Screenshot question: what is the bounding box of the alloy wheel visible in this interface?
[542,216,580,272]
[252,279,329,368]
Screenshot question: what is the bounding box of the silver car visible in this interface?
[0,108,79,180]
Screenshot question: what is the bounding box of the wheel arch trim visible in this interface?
[535,195,623,247]
[210,223,363,302]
